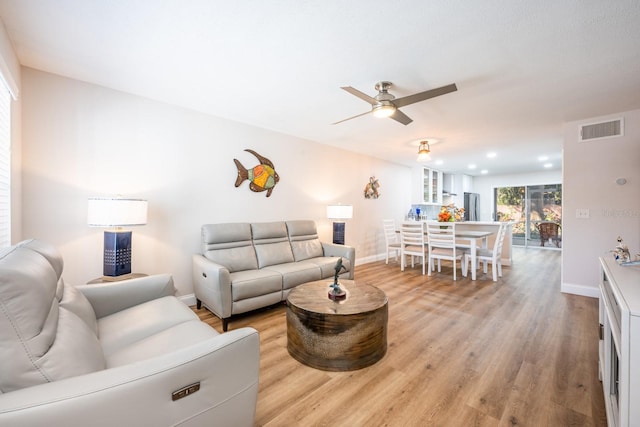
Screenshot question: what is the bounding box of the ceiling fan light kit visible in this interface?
[334,81,457,126]
[372,102,396,118]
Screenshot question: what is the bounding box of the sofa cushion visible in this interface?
[306,256,350,278]
[202,223,258,272]
[98,296,200,360]
[0,241,105,393]
[233,292,283,315]
[286,220,324,261]
[229,269,283,301]
[251,222,294,268]
[263,262,321,290]
[106,320,219,367]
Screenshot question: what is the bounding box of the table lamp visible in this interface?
[326,204,353,245]
[88,197,148,278]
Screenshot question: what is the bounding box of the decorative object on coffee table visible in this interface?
[328,258,347,300]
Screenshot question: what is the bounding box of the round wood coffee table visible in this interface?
[286,279,388,371]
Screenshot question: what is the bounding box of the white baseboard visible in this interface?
[178,293,197,307]
[355,254,386,265]
[561,282,599,299]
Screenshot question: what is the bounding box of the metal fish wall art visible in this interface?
[233,149,280,197]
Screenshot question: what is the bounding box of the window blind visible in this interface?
[0,82,10,247]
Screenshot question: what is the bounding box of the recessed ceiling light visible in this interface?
[487,152,496,158]
[468,164,477,169]
[538,155,549,161]
[543,163,552,168]
[481,169,488,174]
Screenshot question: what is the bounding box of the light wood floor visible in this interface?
[194,248,607,426]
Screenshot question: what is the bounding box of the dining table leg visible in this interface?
[470,238,477,280]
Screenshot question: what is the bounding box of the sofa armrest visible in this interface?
[321,242,356,280]
[76,274,176,318]
[192,254,233,320]
[0,327,260,427]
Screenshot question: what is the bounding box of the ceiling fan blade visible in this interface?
[390,109,413,125]
[340,86,378,105]
[332,110,372,125]
[392,83,458,108]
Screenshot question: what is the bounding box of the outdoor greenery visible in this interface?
[496,185,562,242]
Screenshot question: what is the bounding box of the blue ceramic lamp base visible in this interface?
[103,230,132,277]
[332,222,345,245]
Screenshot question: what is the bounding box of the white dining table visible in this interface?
[397,226,496,280]
[454,230,494,280]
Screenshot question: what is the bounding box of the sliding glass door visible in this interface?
[494,184,562,248]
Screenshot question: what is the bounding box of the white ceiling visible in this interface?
[1,0,640,175]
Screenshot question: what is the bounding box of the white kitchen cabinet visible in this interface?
[414,167,442,205]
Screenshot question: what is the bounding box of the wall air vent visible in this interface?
[579,118,624,142]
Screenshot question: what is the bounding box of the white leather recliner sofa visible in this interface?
[193,220,355,331]
[0,239,260,427]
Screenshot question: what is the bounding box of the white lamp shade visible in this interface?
[88,197,148,227]
[326,204,353,220]
[417,151,432,162]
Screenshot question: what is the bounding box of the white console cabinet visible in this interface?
[599,257,640,427]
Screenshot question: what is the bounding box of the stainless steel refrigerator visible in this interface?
[464,192,480,221]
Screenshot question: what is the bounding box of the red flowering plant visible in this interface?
[438,204,464,222]
[438,209,452,222]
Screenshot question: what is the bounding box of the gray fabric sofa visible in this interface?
[193,220,355,331]
[0,239,260,427]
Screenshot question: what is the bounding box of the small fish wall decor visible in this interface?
[234,149,280,197]
[364,176,380,199]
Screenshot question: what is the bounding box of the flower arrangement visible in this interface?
[438,204,465,222]
[438,209,452,222]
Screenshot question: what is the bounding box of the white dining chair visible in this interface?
[426,222,467,281]
[383,219,401,264]
[465,222,508,281]
[400,221,428,274]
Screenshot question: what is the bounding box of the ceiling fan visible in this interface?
[333,81,457,125]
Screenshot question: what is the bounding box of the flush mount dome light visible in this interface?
[372,101,396,118]
[417,141,431,162]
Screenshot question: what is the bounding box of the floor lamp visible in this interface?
[326,204,353,245]
[88,197,148,279]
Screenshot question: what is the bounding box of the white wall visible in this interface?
[562,109,640,297]
[22,68,637,300]
[472,170,562,221]
[21,68,412,296]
